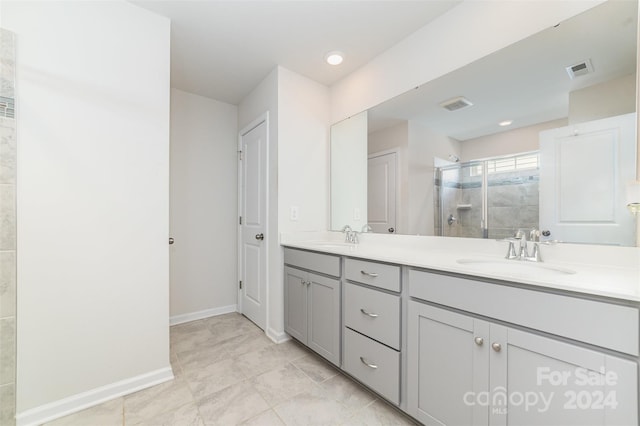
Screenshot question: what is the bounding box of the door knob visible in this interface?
[255,233,264,241]
[388,227,395,233]
[542,230,551,237]
[168,237,175,245]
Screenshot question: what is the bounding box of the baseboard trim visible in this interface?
[16,367,173,426]
[169,304,238,326]
[266,327,290,344]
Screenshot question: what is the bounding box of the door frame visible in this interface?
[368,148,400,234]
[237,112,270,329]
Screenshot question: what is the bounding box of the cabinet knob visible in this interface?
[492,342,502,352]
[474,337,484,346]
[360,357,378,369]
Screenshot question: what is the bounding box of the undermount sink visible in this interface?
[306,241,356,250]
[456,258,576,276]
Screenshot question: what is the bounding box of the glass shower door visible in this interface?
[436,161,485,238]
[435,152,539,239]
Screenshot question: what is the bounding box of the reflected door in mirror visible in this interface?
[368,151,397,233]
[539,113,637,246]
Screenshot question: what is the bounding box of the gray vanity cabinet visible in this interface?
[407,302,489,425]
[284,249,341,366]
[408,286,638,426]
[342,258,402,405]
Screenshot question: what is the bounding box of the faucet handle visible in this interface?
[529,228,540,242]
[514,229,527,240]
[498,238,519,259]
[341,225,352,233]
[529,242,542,262]
[505,241,518,259]
[361,224,372,233]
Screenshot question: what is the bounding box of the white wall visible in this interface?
[407,121,460,235]
[278,68,330,234]
[569,73,637,124]
[330,111,367,231]
[169,89,238,321]
[2,1,171,422]
[460,119,567,162]
[329,1,603,123]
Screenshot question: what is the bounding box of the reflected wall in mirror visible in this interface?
[330,0,638,246]
[330,111,368,231]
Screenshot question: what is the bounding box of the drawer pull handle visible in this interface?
[492,342,502,352]
[360,308,379,318]
[360,357,378,369]
[360,270,379,278]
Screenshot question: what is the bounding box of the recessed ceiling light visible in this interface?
[325,51,344,66]
[499,120,513,127]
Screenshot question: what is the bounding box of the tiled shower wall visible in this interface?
[0,28,16,426]
[436,166,539,239]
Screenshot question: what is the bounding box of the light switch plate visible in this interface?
[290,206,299,221]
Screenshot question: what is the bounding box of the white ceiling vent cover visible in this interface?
[566,59,594,79]
[440,96,473,111]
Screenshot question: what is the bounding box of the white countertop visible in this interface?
[280,232,640,302]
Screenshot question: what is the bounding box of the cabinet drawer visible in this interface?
[344,282,400,350]
[409,269,639,356]
[284,248,340,277]
[343,327,400,404]
[345,258,400,292]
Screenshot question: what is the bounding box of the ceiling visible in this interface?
[131,0,462,105]
[368,0,638,141]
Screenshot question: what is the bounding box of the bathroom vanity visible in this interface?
[282,233,640,426]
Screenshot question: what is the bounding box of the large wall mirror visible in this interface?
[330,0,638,246]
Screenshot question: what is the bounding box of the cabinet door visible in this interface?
[307,272,340,366]
[284,266,307,343]
[492,328,638,426]
[407,302,489,426]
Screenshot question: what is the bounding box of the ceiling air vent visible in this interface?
[566,59,594,79]
[440,96,473,112]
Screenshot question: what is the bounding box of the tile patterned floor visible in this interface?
[44,313,417,426]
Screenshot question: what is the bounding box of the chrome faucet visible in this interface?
[342,225,358,244]
[503,227,543,262]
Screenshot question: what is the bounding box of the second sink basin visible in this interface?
[456,258,576,276]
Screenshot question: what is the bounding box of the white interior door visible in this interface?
[368,151,397,233]
[239,119,267,329]
[539,113,636,246]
